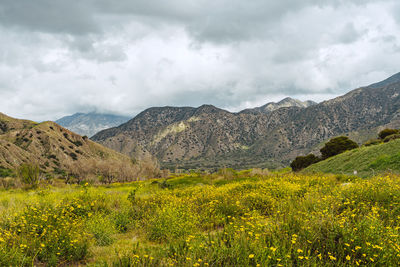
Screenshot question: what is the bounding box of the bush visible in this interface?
[218,168,238,180]
[72,140,83,147]
[320,136,358,159]
[363,138,382,147]
[378,128,399,139]
[113,210,132,233]
[0,167,13,178]
[290,154,320,171]
[69,152,78,161]
[0,177,15,189]
[17,163,40,188]
[383,133,400,143]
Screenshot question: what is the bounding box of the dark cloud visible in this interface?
[0,0,99,35]
[0,0,381,40]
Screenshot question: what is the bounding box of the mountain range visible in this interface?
[56,113,130,137]
[91,72,400,170]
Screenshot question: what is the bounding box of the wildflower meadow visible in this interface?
[1,172,400,266]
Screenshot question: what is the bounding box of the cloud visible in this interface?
[0,0,99,35]
[0,0,399,121]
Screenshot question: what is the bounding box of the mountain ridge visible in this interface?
[240,97,317,114]
[92,73,400,170]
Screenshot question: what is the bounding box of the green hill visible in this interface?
[303,139,400,177]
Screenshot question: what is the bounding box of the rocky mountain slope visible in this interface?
[56,113,130,137]
[0,113,133,173]
[92,73,400,170]
[241,97,316,114]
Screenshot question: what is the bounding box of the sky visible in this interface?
[1,0,400,121]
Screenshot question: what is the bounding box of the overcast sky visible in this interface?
[1,0,400,121]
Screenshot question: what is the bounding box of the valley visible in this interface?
[2,1,400,266]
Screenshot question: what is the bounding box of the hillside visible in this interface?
[0,112,36,134]
[92,73,400,170]
[0,112,134,174]
[56,112,130,137]
[304,139,400,177]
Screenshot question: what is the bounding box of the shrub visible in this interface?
[72,140,83,147]
[320,136,358,159]
[0,167,13,178]
[218,168,238,180]
[69,152,78,161]
[290,154,320,171]
[16,163,40,188]
[97,160,119,184]
[378,128,399,139]
[242,191,276,215]
[383,133,400,143]
[0,177,15,189]
[363,138,381,147]
[113,210,132,233]
[68,159,95,184]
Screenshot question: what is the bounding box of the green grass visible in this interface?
[303,139,400,177]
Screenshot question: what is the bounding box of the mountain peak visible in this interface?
[55,112,130,137]
[196,104,225,113]
[279,97,295,103]
[241,97,317,114]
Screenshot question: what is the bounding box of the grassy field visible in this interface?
[1,172,400,266]
[304,139,400,177]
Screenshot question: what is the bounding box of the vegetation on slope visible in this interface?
[304,139,400,177]
[0,113,160,185]
[1,172,400,266]
[290,136,359,171]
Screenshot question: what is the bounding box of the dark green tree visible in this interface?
[320,136,358,159]
[383,133,400,143]
[290,154,320,172]
[378,128,399,140]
